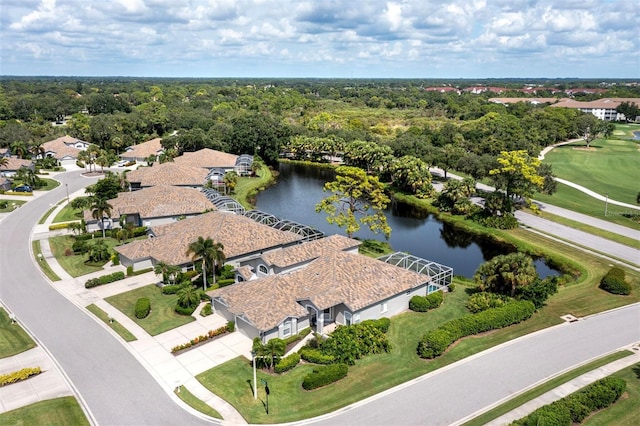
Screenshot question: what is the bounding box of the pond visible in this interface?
[256,162,558,279]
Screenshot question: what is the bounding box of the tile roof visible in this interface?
[41,135,90,160]
[120,138,164,160]
[210,248,429,332]
[0,157,33,172]
[262,234,361,268]
[125,162,209,187]
[173,148,238,169]
[84,186,215,221]
[115,211,303,266]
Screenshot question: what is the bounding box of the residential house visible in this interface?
[0,177,12,191]
[41,135,91,167]
[120,138,164,163]
[114,210,304,272]
[84,185,216,232]
[488,97,640,121]
[209,235,435,342]
[0,157,35,177]
[173,148,253,178]
[0,148,11,158]
[125,162,209,190]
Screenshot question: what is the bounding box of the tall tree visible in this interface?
[489,150,544,204]
[186,237,225,291]
[474,252,538,297]
[389,155,434,198]
[575,113,605,148]
[316,165,391,239]
[90,197,113,238]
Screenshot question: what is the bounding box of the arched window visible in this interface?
[258,264,268,275]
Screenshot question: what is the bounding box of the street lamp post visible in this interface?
[65,183,70,204]
[252,350,257,399]
[604,193,609,216]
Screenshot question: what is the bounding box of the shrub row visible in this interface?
[161,284,184,294]
[0,367,42,387]
[512,377,626,425]
[360,317,391,333]
[135,298,151,319]
[473,213,519,230]
[599,267,631,295]
[466,292,511,313]
[5,191,33,196]
[85,271,126,288]
[171,323,234,353]
[174,304,197,316]
[302,363,348,390]
[299,348,336,365]
[127,266,153,277]
[217,278,235,288]
[417,300,536,359]
[283,327,312,348]
[48,222,71,230]
[274,353,301,373]
[409,291,444,312]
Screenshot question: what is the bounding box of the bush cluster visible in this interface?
[417,300,535,359]
[409,291,444,312]
[171,324,233,353]
[466,292,511,313]
[319,322,391,365]
[217,278,235,288]
[161,284,184,294]
[174,304,197,316]
[360,317,391,333]
[85,271,126,288]
[275,353,301,373]
[200,303,212,317]
[135,297,151,319]
[0,367,42,387]
[599,267,631,295]
[474,213,519,230]
[512,377,626,425]
[517,277,559,308]
[302,363,348,390]
[299,348,336,365]
[227,320,235,332]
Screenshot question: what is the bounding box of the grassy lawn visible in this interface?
[38,200,64,224]
[583,363,640,426]
[86,304,137,342]
[0,396,89,426]
[233,163,274,209]
[32,240,61,281]
[35,177,61,191]
[175,385,222,419]
[0,307,36,358]
[542,136,639,205]
[464,350,635,426]
[533,184,640,231]
[0,200,27,213]
[105,284,194,336]
[48,235,105,277]
[53,204,83,223]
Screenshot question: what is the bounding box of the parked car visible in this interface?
[13,185,32,192]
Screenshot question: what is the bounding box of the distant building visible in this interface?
[41,135,91,167]
[120,138,165,163]
[488,97,640,121]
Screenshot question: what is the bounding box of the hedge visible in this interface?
[417,300,536,359]
[171,324,233,353]
[275,353,301,373]
[599,267,631,295]
[512,377,626,425]
[299,348,336,365]
[135,298,151,319]
[161,284,185,294]
[85,271,126,288]
[217,278,235,288]
[302,363,348,390]
[360,317,391,333]
[0,367,42,387]
[409,291,444,312]
[174,304,197,316]
[48,222,71,230]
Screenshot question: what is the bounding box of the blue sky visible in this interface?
[1,0,638,78]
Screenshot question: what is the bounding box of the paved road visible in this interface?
[0,170,210,425]
[308,304,640,426]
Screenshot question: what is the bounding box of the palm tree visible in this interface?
[177,285,200,309]
[10,141,27,159]
[29,142,45,159]
[186,237,225,291]
[0,156,8,168]
[90,197,113,238]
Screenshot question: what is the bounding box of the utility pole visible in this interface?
[604,193,608,216]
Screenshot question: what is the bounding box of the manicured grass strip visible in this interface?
[0,396,89,426]
[527,208,640,249]
[175,385,222,419]
[543,136,640,204]
[48,235,103,278]
[583,363,640,426]
[0,199,27,213]
[86,304,137,342]
[35,177,61,191]
[32,240,61,282]
[53,204,83,223]
[105,284,194,336]
[0,308,36,358]
[463,350,634,426]
[233,162,274,209]
[38,201,63,224]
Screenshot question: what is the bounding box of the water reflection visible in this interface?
[256,162,558,279]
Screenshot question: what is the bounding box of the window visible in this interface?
[282,320,292,338]
[344,312,352,326]
[353,313,360,324]
[380,302,388,313]
[258,264,268,275]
